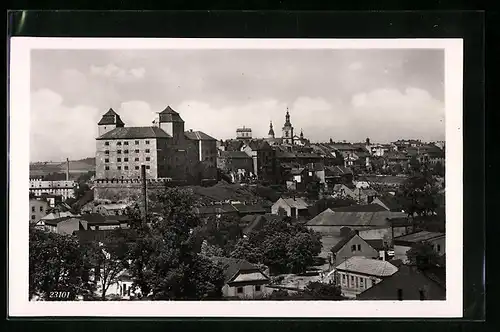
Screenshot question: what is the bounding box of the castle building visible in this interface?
[282,108,294,145]
[95,107,217,184]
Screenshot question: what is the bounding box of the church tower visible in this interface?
[97,108,125,137]
[268,121,275,139]
[282,108,294,145]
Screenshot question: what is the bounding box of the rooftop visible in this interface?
[209,256,261,283]
[184,130,216,141]
[220,151,251,159]
[98,108,125,126]
[79,213,130,225]
[306,208,406,227]
[97,126,171,140]
[335,256,398,277]
[394,230,445,243]
[276,197,309,210]
[158,106,184,123]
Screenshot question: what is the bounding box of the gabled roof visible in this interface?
[98,108,125,126]
[210,257,262,283]
[393,231,445,244]
[357,265,446,300]
[306,209,406,227]
[247,139,271,151]
[365,239,385,251]
[184,130,216,141]
[97,126,171,140]
[41,211,79,220]
[335,257,398,277]
[330,231,358,254]
[158,106,184,123]
[231,203,266,214]
[274,197,309,210]
[331,204,388,213]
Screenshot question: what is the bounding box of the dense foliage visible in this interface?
[230,219,322,274]
[406,242,441,269]
[264,282,343,300]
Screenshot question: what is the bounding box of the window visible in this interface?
[135,149,140,153]
[105,158,109,163]
[124,141,129,145]
[31,215,36,220]
[105,150,109,155]
[124,158,128,162]
[357,244,361,251]
[104,142,109,146]
[351,245,356,252]
[397,288,403,301]
[117,142,122,146]
[146,157,150,161]
[135,158,139,162]
[146,165,150,169]
[135,166,140,170]
[117,158,121,162]
[355,277,359,288]
[145,140,150,144]
[360,278,364,288]
[124,150,129,154]
[117,150,122,154]
[31,206,35,212]
[236,287,243,294]
[342,274,346,283]
[39,206,43,212]
[124,166,129,170]
[145,149,150,153]
[255,285,261,292]
[105,166,110,170]
[118,166,122,170]
[135,141,139,145]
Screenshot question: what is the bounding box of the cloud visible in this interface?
[348,62,363,71]
[90,63,146,82]
[30,89,101,162]
[118,100,157,126]
[349,87,445,142]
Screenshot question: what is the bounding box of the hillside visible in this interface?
[30,157,95,177]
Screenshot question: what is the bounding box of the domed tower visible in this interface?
[282,108,294,144]
[268,121,275,139]
[97,108,125,137]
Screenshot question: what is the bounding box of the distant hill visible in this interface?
[30,157,95,178]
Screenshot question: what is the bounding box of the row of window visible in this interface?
[105,157,151,163]
[341,274,368,289]
[104,140,150,146]
[104,149,151,155]
[31,206,45,212]
[236,285,261,294]
[104,165,151,171]
[351,244,362,252]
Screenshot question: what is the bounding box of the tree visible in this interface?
[126,187,225,300]
[406,243,440,270]
[29,226,94,300]
[396,169,439,219]
[305,178,322,200]
[73,183,90,201]
[302,281,343,300]
[231,219,322,275]
[201,215,243,256]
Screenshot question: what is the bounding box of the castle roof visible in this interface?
[159,106,184,123]
[98,108,125,126]
[97,126,171,140]
[184,130,216,141]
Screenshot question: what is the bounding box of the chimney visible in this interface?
[66,158,70,181]
[190,129,193,132]
[141,165,148,225]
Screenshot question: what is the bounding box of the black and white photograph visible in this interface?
[9,38,463,317]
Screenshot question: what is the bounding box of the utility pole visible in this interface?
[141,165,148,226]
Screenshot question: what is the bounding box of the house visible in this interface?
[328,230,383,267]
[324,166,353,188]
[217,151,254,176]
[29,198,50,223]
[94,203,129,216]
[393,231,446,263]
[37,211,80,227]
[78,213,130,231]
[41,217,88,235]
[334,257,398,298]
[101,270,142,300]
[210,257,271,299]
[271,197,309,218]
[305,207,408,241]
[357,264,446,300]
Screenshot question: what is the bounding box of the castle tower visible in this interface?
[282,108,294,144]
[97,108,125,137]
[158,106,185,144]
[268,121,275,139]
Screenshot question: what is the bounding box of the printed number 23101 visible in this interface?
[49,291,72,299]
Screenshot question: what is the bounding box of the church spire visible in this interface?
[300,128,304,139]
[284,107,291,126]
[268,121,275,138]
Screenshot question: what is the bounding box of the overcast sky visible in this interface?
[30,48,445,162]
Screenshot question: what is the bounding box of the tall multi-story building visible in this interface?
[95,106,217,183]
[29,179,77,200]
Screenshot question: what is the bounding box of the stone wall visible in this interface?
[93,178,186,202]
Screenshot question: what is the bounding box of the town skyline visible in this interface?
[30,48,445,162]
